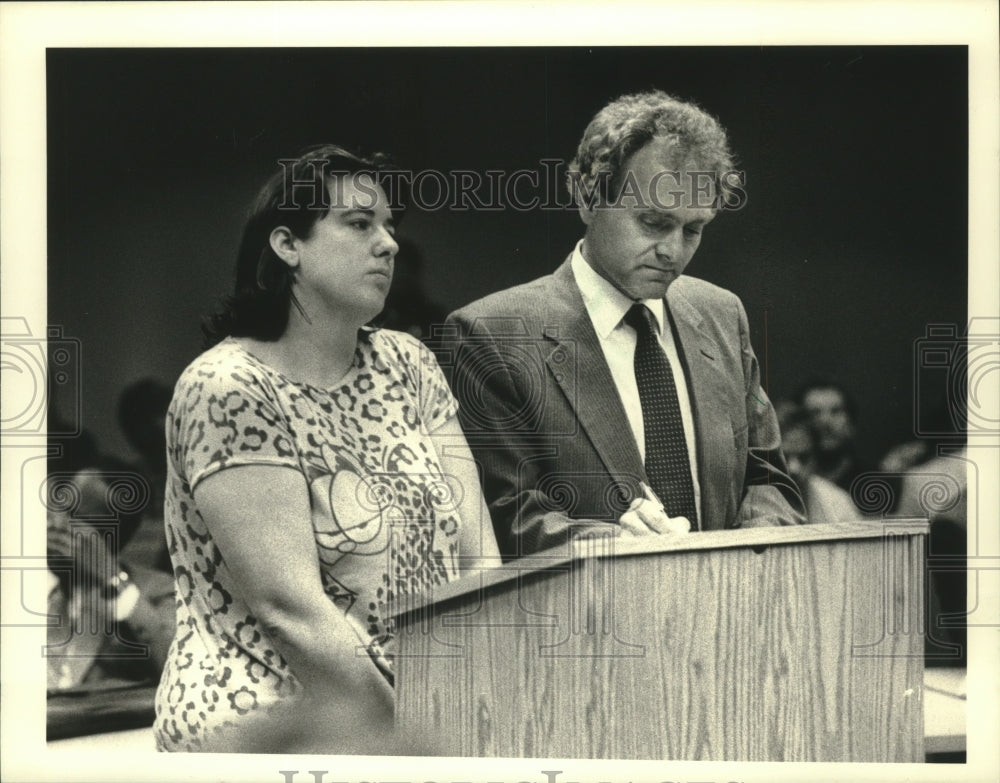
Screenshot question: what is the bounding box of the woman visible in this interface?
[153,145,500,753]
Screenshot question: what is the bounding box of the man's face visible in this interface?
[782,426,816,487]
[579,138,716,301]
[802,387,855,454]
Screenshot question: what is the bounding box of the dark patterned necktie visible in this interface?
[623,303,697,523]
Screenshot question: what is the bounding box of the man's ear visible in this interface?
[269,226,300,269]
[577,199,596,226]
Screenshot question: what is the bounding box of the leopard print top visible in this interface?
[154,329,461,751]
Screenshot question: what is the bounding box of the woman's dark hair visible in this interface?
[203,144,405,346]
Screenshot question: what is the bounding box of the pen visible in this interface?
[640,482,665,515]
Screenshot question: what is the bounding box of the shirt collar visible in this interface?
[570,240,667,339]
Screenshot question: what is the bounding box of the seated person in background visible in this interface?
[878,401,960,489]
[777,404,861,524]
[795,378,874,494]
[877,438,931,475]
[154,145,500,753]
[116,378,173,572]
[115,378,177,665]
[442,90,804,560]
[46,426,173,689]
[896,442,967,666]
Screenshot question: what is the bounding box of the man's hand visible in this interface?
[617,498,691,536]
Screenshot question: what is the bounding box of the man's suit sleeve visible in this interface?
[733,297,806,527]
[438,311,618,560]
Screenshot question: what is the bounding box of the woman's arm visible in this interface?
[430,415,502,574]
[193,464,395,752]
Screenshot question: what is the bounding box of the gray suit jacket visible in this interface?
[440,258,804,560]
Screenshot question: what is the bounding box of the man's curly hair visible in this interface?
[566,90,737,208]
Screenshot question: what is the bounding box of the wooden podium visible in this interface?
[392,521,928,761]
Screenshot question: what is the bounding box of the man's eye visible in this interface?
[350,219,371,230]
[684,226,703,237]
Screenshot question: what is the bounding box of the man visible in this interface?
[442,90,804,560]
[795,378,872,493]
[777,404,861,524]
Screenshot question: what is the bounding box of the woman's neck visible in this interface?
[241,309,365,388]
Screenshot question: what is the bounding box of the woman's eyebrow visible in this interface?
[341,207,396,230]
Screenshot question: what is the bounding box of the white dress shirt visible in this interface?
[571,242,702,525]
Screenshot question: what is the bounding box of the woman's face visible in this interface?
[290,173,399,324]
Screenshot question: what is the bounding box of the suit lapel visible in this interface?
[667,280,735,528]
[543,260,645,483]
[538,262,737,526]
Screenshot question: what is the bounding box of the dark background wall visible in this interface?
[47,46,967,467]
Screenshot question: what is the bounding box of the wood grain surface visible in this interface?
[395,531,925,761]
[389,520,929,618]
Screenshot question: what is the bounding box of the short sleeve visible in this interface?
[413,337,459,432]
[168,347,300,491]
[374,330,458,433]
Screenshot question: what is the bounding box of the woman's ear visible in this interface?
[269,226,300,269]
